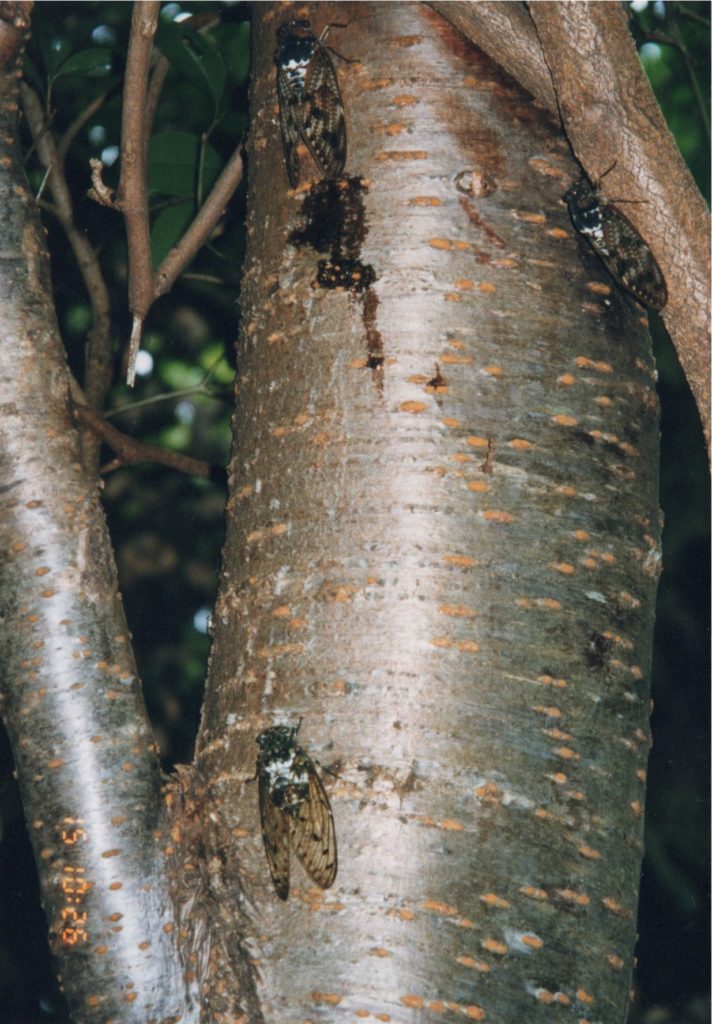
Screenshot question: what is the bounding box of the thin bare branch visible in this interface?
[143,55,170,160]
[34,161,51,201]
[88,156,119,207]
[638,24,710,143]
[58,91,109,165]
[668,18,710,143]
[116,1,159,346]
[88,7,240,385]
[677,3,710,28]
[107,385,231,420]
[155,144,244,299]
[143,11,221,158]
[126,314,144,388]
[73,402,220,480]
[22,109,55,163]
[21,82,114,468]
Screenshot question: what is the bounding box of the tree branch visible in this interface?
[431,0,710,453]
[86,4,244,387]
[0,6,192,1013]
[115,0,160,385]
[20,82,114,469]
[57,90,109,165]
[143,55,170,159]
[73,402,223,481]
[143,11,221,158]
[529,1,710,453]
[428,1,558,112]
[88,155,118,206]
[155,144,244,299]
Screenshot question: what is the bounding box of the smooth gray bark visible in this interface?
[197,4,661,1021]
[0,8,195,1021]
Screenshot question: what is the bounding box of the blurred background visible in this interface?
[0,3,707,1021]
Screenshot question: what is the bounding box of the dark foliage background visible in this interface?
[0,3,707,1022]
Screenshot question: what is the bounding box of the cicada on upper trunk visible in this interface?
[563,169,667,311]
[256,723,337,900]
[275,19,347,187]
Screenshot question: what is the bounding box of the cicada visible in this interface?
[275,19,347,187]
[563,167,667,310]
[256,723,337,900]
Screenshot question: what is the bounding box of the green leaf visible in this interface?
[64,303,93,335]
[53,47,113,79]
[150,200,195,269]
[199,343,234,384]
[149,131,222,197]
[217,110,248,140]
[159,360,204,390]
[43,36,72,75]
[221,22,251,86]
[155,20,226,111]
[159,422,193,450]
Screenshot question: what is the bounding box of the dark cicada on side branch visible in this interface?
[563,168,667,311]
[256,723,337,900]
[275,19,347,187]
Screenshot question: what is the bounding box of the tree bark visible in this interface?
[0,5,194,1021]
[432,0,711,452]
[197,3,661,1021]
[530,1,710,453]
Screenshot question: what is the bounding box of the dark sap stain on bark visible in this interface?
[289,176,383,391]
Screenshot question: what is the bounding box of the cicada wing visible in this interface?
[258,772,291,900]
[601,206,667,310]
[301,44,346,179]
[276,64,302,188]
[290,765,337,890]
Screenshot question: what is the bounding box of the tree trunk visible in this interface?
[0,6,193,1021]
[197,3,661,1021]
